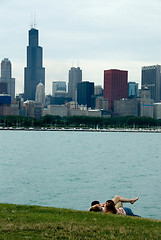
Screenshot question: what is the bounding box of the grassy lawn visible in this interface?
[0,203,160,240]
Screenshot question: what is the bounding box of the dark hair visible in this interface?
[89,206,101,212]
[91,201,100,206]
[105,200,117,214]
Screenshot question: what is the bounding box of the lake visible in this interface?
[0,130,160,219]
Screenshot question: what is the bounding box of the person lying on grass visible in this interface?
[88,199,123,212]
[89,195,140,216]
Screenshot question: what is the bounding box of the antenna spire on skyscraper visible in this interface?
[34,12,36,28]
[31,11,36,29]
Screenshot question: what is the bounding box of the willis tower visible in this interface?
[24,27,45,100]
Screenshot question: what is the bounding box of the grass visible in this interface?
[0,204,161,240]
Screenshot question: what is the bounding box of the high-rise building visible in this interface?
[95,97,108,110]
[0,94,11,116]
[128,82,138,98]
[35,82,45,105]
[24,27,45,100]
[0,82,7,94]
[114,98,139,117]
[104,69,128,111]
[68,67,82,101]
[52,81,66,97]
[141,65,161,102]
[94,85,103,96]
[140,86,154,117]
[77,81,94,108]
[153,103,161,119]
[0,58,15,102]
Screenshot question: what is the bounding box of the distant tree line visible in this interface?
[0,115,161,129]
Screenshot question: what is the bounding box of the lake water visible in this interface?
[0,130,160,220]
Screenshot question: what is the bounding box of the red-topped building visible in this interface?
[104,69,128,112]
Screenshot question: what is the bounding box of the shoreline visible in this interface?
[0,127,161,133]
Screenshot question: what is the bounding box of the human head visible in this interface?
[105,200,117,214]
[91,201,100,206]
[89,205,101,212]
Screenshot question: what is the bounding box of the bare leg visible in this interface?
[112,195,139,205]
[130,197,139,204]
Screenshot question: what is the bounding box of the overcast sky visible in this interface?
[0,0,161,95]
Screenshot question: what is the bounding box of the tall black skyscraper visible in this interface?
[24,28,45,100]
[141,65,161,102]
[77,81,94,108]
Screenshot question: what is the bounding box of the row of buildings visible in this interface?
[0,87,160,119]
[0,27,161,119]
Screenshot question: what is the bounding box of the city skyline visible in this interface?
[0,0,161,95]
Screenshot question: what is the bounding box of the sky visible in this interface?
[0,0,161,95]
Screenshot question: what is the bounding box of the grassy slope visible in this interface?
[0,204,160,240]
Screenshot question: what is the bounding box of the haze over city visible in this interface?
[0,0,161,95]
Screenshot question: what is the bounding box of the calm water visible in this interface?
[0,130,160,219]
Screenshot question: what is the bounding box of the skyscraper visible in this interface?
[68,67,82,101]
[140,86,154,118]
[0,58,15,102]
[141,65,161,102]
[52,81,66,97]
[94,85,103,96]
[104,69,128,111]
[35,82,45,105]
[0,83,7,94]
[24,27,45,100]
[128,82,138,98]
[77,81,94,108]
